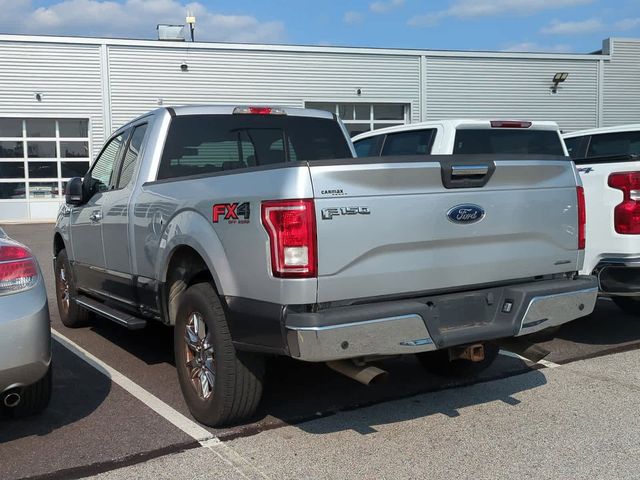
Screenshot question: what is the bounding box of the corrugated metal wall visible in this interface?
[0,41,104,156]
[424,56,599,132]
[603,39,640,127]
[107,46,422,128]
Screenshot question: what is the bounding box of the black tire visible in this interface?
[174,282,265,427]
[13,365,52,418]
[613,297,640,317]
[416,342,499,378]
[55,249,91,328]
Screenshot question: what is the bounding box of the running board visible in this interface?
[76,295,147,330]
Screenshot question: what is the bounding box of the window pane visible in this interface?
[0,182,26,199]
[61,161,90,178]
[29,181,58,199]
[158,115,351,180]
[354,105,370,120]
[346,124,370,137]
[60,141,89,158]
[91,134,125,192]
[306,103,336,114]
[0,119,22,137]
[28,161,57,178]
[382,130,435,156]
[587,131,640,157]
[338,104,354,120]
[26,119,55,137]
[353,136,383,157]
[0,162,25,178]
[453,130,565,156]
[58,119,89,138]
[118,124,148,188]
[0,141,23,158]
[374,123,400,130]
[374,104,404,120]
[27,141,56,158]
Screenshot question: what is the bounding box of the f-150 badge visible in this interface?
[446,204,485,224]
[321,206,370,220]
[212,202,250,224]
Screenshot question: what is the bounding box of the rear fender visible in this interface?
[156,209,236,296]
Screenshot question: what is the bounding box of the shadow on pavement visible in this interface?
[0,340,110,442]
[222,353,537,439]
[296,366,548,435]
[553,300,640,346]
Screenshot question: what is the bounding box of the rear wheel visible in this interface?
[416,342,499,378]
[55,249,91,328]
[613,297,640,317]
[174,282,265,427]
[12,365,52,418]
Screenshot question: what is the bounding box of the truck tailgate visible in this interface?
[309,156,580,303]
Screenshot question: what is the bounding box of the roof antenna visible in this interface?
[186,11,196,42]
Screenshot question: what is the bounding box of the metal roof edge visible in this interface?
[0,33,612,61]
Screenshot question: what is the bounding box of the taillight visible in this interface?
[490,120,532,128]
[0,245,38,293]
[608,171,640,234]
[577,186,586,249]
[261,199,317,278]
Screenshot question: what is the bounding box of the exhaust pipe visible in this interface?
[3,390,21,408]
[327,360,388,386]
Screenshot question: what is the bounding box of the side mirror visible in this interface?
[65,177,84,206]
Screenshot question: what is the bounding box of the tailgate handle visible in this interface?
[451,165,489,177]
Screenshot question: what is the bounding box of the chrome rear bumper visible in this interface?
[286,276,598,362]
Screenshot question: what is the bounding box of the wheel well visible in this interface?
[163,246,215,325]
[53,233,65,256]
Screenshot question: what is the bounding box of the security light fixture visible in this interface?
[35,93,42,102]
[551,72,569,93]
[180,62,189,72]
[186,12,196,42]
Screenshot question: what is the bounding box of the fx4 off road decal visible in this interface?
[212,202,250,224]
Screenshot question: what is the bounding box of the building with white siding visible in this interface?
[0,34,638,222]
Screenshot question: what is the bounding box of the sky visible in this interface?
[0,0,638,53]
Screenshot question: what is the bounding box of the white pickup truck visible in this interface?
[563,124,640,315]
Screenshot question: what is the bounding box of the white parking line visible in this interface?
[499,349,561,369]
[52,328,270,479]
[52,329,213,441]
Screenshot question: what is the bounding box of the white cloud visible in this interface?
[615,17,640,31]
[0,0,285,43]
[541,18,603,35]
[370,0,404,14]
[408,0,593,27]
[501,41,573,53]
[343,11,365,25]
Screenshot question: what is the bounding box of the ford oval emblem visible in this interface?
[447,204,485,224]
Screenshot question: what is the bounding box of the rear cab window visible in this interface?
[353,135,383,157]
[453,128,565,156]
[587,131,640,158]
[157,114,351,180]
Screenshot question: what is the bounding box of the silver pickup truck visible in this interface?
[54,105,598,426]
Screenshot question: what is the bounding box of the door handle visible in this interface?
[451,165,489,177]
[89,211,102,222]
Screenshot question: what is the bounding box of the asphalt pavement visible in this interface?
[2,223,640,480]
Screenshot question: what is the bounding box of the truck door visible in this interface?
[100,122,149,310]
[69,131,126,298]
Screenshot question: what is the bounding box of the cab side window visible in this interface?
[117,124,148,188]
[87,133,125,196]
[354,135,383,157]
[381,129,436,156]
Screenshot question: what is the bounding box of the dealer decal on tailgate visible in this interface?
[212,202,250,224]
